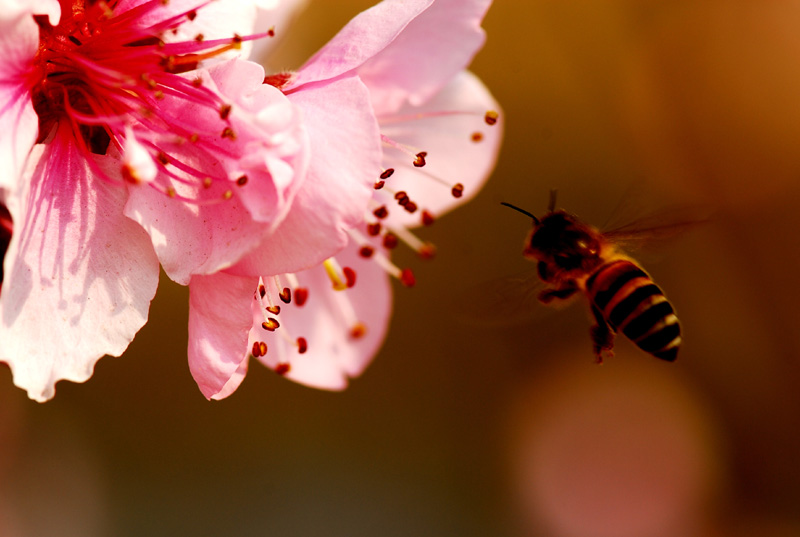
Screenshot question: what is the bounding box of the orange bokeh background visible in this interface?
[3,1,800,535]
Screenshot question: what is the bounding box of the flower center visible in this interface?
[30,0,245,156]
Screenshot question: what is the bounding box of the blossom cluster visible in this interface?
[0,0,501,401]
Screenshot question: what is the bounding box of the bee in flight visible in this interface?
[502,191,688,362]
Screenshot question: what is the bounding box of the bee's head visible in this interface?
[502,193,601,273]
[524,211,600,268]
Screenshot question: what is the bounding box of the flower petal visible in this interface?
[378,70,502,228]
[230,75,380,276]
[0,12,41,193]
[0,130,159,402]
[289,0,434,90]
[187,271,254,400]
[290,0,492,114]
[124,60,309,285]
[357,0,492,114]
[253,240,392,390]
[0,0,60,25]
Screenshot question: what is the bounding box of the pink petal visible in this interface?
[253,240,392,390]
[290,0,492,115]
[358,0,493,115]
[205,59,310,224]
[124,60,309,285]
[289,0,434,90]
[0,129,160,402]
[0,13,40,193]
[378,70,502,228]
[230,75,380,276]
[187,272,255,400]
[1,1,60,25]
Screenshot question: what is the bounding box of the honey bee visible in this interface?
[502,191,697,362]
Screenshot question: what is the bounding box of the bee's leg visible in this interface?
[538,283,578,304]
[589,304,615,363]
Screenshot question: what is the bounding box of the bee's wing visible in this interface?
[453,269,577,326]
[602,203,712,253]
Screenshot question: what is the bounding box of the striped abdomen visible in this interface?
[585,259,681,361]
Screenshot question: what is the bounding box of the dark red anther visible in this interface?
[236,175,248,186]
[343,267,356,288]
[394,191,409,205]
[359,246,375,258]
[262,318,280,331]
[258,284,266,298]
[266,305,281,315]
[404,201,418,213]
[374,180,385,190]
[221,127,236,140]
[380,168,395,179]
[421,210,435,226]
[279,287,291,304]
[485,110,499,125]
[367,222,382,236]
[187,9,198,20]
[451,183,464,198]
[419,243,436,260]
[267,26,275,37]
[297,337,308,354]
[350,323,367,339]
[413,151,427,167]
[471,132,484,142]
[383,233,398,249]
[275,363,291,375]
[373,205,388,219]
[400,268,416,287]
[252,341,267,357]
[294,287,309,306]
[156,151,170,165]
[219,104,232,120]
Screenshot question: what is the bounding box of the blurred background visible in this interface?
[3,1,800,535]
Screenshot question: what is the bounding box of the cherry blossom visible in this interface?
[0,0,309,401]
[187,0,502,399]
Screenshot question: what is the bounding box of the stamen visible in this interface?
[262,318,280,331]
[251,341,268,358]
[330,284,366,339]
[373,205,389,219]
[323,258,349,291]
[370,250,415,288]
[389,225,436,260]
[294,288,309,306]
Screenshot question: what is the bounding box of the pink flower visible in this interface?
[0,0,309,401]
[187,0,502,399]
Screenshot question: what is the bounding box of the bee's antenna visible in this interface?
[547,189,558,212]
[501,202,539,225]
